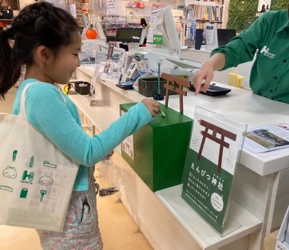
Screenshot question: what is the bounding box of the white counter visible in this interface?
[180,48,253,90]
[78,65,289,177]
[72,65,289,250]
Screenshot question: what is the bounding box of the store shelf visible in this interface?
[185,0,223,6]
[196,19,222,23]
[156,185,262,250]
[78,65,143,102]
[126,6,145,9]
[185,0,228,28]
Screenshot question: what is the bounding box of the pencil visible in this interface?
[160,110,166,118]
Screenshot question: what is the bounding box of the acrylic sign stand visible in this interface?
[87,64,100,106]
[181,106,247,235]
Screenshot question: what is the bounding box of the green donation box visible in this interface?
[120,103,193,191]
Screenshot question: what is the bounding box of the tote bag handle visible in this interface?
[19,83,67,117]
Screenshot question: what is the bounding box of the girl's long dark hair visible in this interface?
[0,2,79,99]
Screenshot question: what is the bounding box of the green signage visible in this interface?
[182,149,233,233]
[153,34,163,45]
[181,107,247,235]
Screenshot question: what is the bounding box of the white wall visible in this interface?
[19,0,37,9]
[12,0,35,16]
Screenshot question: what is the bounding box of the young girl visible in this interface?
[0,2,161,249]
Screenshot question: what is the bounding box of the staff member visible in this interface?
[193,6,289,104]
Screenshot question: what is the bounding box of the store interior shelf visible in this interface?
[196,19,222,23]
[185,0,223,6]
[156,184,262,250]
[126,6,145,9]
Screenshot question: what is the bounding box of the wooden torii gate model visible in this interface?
[161,72,237,174]
[161,73,191,113]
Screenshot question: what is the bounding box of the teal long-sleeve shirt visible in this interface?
[211,10,289,103]
[12,79,153,191]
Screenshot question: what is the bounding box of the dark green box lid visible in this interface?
[120,102,192,126]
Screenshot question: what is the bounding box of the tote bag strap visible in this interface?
[19,82,67,117]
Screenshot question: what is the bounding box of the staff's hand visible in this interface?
[193,62,214,95]
[141,99,161,117]
[193,53,226,95]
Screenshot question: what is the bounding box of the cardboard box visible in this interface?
[120,103,193,191]
[276,206,289,249]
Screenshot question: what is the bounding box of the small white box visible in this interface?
[276,206,289,250]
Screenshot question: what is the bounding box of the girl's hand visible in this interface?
[141,99,161,117]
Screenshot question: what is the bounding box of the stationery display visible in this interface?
[0,84,78,232]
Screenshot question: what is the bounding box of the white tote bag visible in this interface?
[0,84,78,232]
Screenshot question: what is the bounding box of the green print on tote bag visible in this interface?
[0,83,78,232]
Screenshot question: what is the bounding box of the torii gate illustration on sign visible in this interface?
[197,119,237,174]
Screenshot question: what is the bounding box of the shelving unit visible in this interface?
[100,0,178,41]
[101,15,143,41]
[185,0,229,29]
[101,16,127,40]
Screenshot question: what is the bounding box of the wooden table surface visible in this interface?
[263,230,279,250]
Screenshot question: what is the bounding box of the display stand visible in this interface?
[87,64,100,106]
[181,106,248,235]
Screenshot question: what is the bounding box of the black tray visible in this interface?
[74,81,91,95]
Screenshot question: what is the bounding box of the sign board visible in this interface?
[181,106,247,234]
[147,8,165,45]
[106,0,118,15]
[205,24,218,51]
